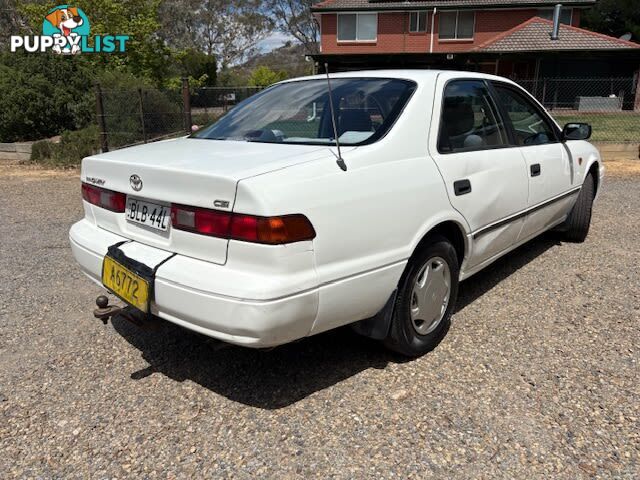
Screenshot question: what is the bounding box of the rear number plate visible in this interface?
[102,255,150,313]
[126,197,169,231]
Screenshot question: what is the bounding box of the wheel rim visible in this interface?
[410,256,451,335]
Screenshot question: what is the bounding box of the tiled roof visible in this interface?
[312,0,595,12]
[475,17,640,52]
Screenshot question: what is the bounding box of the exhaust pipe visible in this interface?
[551,4,562,40]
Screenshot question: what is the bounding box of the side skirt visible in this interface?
[459,215,567,281]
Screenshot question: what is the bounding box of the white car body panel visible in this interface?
[70,69,603,347]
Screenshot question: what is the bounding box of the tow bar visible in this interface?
[93,295,158,330]
[93,295,122,324]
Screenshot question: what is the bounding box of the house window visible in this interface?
[409,11,428,33]
[439,11,475,40]
[337,13,377,42]
[537,8,573,25]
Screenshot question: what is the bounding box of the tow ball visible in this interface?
[93,295,122,324]
[93,295,158,330]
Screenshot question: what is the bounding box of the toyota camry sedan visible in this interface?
[70,70,603,356]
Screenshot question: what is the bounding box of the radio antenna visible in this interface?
[324,63,347,171]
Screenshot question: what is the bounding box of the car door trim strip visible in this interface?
[472,186,582,240]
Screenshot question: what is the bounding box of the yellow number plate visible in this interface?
[102,256,150,313]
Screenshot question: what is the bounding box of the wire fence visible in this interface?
[95,76,640,151]
[515,77,640,143]
[96,83,264,151]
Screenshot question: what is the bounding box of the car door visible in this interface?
[429,78,530,268]
[491,82,576,240]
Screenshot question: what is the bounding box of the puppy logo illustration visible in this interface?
[42,5,90,55]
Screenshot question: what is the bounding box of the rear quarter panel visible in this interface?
[234,80,469,334]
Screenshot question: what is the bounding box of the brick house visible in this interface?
[311,0,640,81]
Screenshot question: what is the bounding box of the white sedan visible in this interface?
[70,70,603,356]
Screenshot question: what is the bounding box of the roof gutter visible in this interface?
[311,1,596,13]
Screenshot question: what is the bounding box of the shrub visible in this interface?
[30,125,100,167]
[30,140,53,163]
[248,66,288,87]
[0,52,93,142]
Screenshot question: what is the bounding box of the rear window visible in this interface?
[191,78,416,146]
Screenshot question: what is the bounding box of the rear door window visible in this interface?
[438,80,508,154]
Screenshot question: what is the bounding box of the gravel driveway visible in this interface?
[0,165,638,478]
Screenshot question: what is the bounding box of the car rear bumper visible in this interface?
[69,220,319,347]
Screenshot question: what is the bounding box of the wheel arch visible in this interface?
[587,160,601,195]
[352,218,468,341]
[412,219,468,266]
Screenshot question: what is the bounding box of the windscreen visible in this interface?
[191,78,416,146]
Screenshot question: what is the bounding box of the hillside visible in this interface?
[239,42,316,78]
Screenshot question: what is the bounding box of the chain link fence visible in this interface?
[191,86,264,125]
[95,76,640,151]
[515,77,640,143]
[95,83,264,151]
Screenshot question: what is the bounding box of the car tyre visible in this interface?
[562,174,595,243]
[384,235,459,357]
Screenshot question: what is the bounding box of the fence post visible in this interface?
[634,69,640,112]
[137,88,147,143]
[95,83,109,153]
[542,79,547,107]
[182,77,192,134]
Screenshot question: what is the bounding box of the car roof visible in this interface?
[278,69,519,86]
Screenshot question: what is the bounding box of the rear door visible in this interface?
[491,82,575,239]
[429,77,530,268]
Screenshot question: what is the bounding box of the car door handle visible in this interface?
[453,179,472,196]
[530,163,541,177]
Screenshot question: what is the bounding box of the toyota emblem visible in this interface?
[130,174,143,192]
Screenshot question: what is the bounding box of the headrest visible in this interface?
[442,99,475,137]
[339,109,372,135]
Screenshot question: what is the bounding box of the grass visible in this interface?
[551,112,640,143]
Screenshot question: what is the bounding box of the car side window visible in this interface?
[493,84,558,146]
[438,80,508,154]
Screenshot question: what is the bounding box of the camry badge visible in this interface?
[130,174,143,192]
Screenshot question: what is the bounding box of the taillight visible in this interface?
[171,204,315,244]
[81,182,126,212]
[170,204,232,237]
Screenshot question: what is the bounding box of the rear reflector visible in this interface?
[171,204,315,244]
[81,182,126,212]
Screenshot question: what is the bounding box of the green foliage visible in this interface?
[19,0,172,85]
[248,66,288,87]
[177,49,217,86]
[30,140,53,162]
[0,52,94,142]
[217,68,250,87]
[99,82,183,149]
[583,0,640,41]
[30,125,100,166]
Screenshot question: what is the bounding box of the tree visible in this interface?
[0,52,94,141]
[18,0,173,84]
[267,0,319,55]
[177,49,217,86]
[0,0,30,49]
[159,0,274,68]
[248,66,288,87]
[582,0,640,42]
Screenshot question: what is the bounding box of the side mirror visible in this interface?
[562,123,592,141]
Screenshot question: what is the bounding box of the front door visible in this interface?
[429,77,530,268]
[492,83,575,239]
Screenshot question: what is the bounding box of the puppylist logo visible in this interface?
[11,5,129,55]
